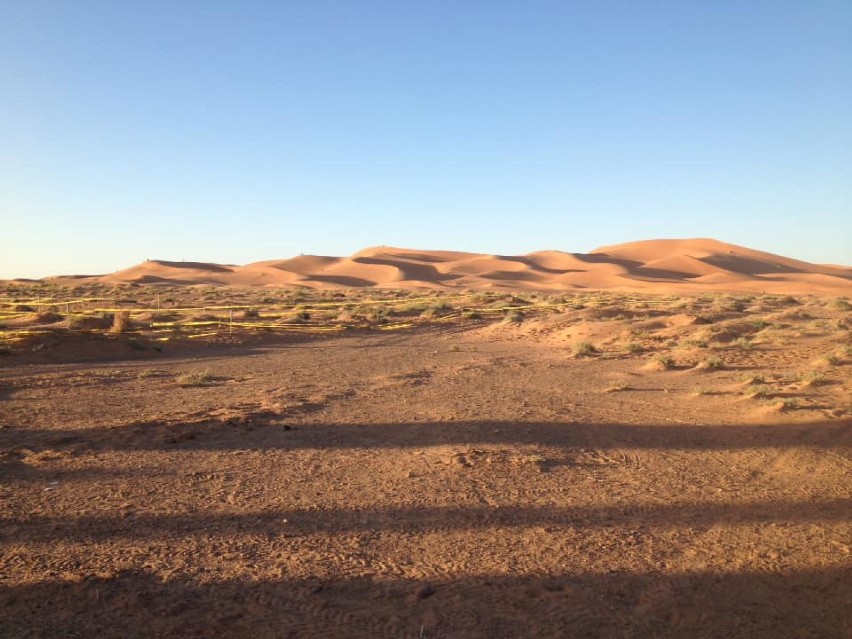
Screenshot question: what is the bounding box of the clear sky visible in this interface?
[2,1,850,278]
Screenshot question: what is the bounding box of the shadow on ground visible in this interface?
[1,567,849,638]
[2,418,850,455]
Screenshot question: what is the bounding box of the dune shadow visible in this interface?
[573,254,699,281]
[354,257,464,283]
[496,255,585,275]
[300,274,377,287]
[697,254,803,276]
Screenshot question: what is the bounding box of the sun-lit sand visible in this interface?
[27,238,850,295]
[1,239,850,638]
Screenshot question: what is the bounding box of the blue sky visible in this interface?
[2,1,850,278]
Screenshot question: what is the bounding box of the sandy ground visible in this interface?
[1,296,851,638]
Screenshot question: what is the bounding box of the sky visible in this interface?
[2,1,851,278]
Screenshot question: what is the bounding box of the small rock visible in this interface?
[414,584,435,600]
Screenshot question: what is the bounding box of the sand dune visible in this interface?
[35,239,851,294]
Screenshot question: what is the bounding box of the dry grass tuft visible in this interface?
[573,341,598,358]
[176,370,213,386]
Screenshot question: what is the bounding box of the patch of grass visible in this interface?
[502,310,525,324]
[655,355,676,370]
[800,370,826,386]
[176,370,213,386]
[750,319,770,331]
[750,384,771,399]
[828,298,851,311]
[573,341,598,358]
[681,339,709,349]
[713,297,746,313]
[782,398,799,410]
[776,295,799,306]
[704,355,724,369]
[736,337,754,351]
[625,342,643,353]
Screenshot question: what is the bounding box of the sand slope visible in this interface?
[42,239,852,294]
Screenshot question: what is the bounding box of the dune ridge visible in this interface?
[33,239,852,294]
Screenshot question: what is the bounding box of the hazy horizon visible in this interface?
[3,2,850,279]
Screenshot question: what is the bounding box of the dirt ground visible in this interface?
[1,296,851,638]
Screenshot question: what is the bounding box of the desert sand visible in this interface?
[1,239,851,638]
[27,238,852,295]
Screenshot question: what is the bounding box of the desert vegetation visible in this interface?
[1,277,850,638]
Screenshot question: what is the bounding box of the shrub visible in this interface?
[704,356,724,369]
[736,338,754,351]
[655,355,676,369]
[177,370,213,386]
[829,298,851,311]
[751,384,771,398]
[801,370,826,386]
[573,341,597,357]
